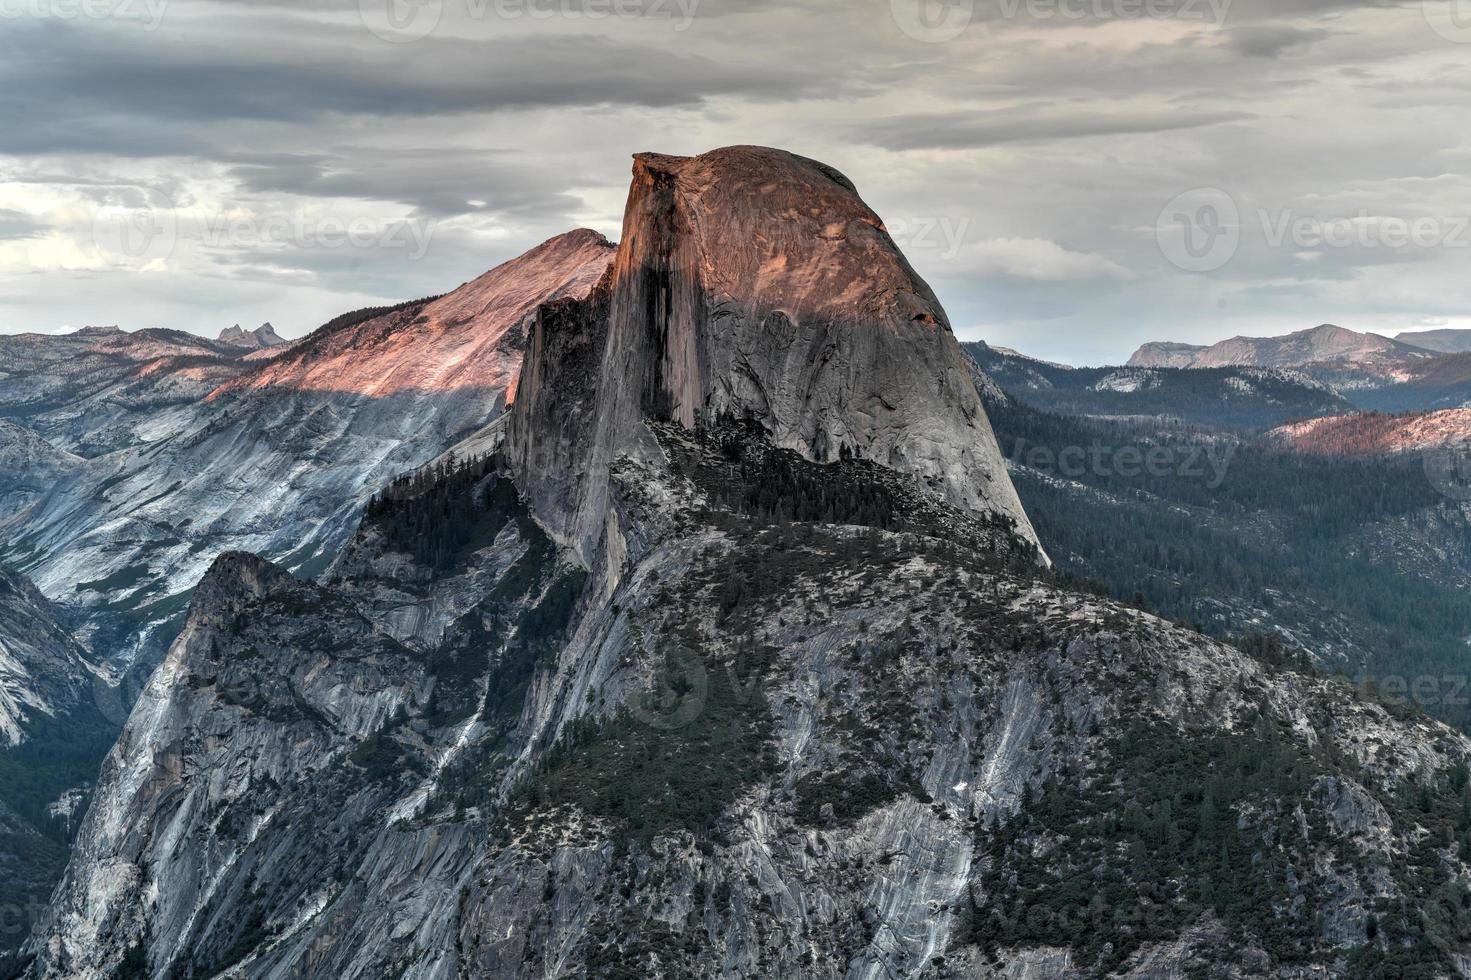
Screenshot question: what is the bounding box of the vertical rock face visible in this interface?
[510,147,1039,562]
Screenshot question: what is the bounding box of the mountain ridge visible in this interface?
[1129,323,1434,371]
[1394,327,1471,354]
[1269,408,1471,456]
[965,340,1352,429]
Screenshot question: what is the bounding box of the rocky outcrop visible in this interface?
[0,422,80,527]
[217,323,286,349]
[1125,340,1209,369]
[27,550,434,979]
[510,147,1039,562]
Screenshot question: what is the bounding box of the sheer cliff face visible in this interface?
[510,147,1039,561]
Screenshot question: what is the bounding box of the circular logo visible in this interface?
[891,0,974,43]
[1424,0,1471,43]
[359,0,443,43]
[628,645,708,731]
[1425,444,1471,501]
[1156,187,1241,274]
[90,207,178,268]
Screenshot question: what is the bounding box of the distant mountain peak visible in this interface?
[217,322,286,349]
[1129,323,1429,370]
[1395,327,1471,354]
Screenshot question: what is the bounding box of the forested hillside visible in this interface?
[986,397,1471,730]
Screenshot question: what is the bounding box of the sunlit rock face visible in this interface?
[510,146,1039,562]
[220,230,613,400]
[2,231,614,677]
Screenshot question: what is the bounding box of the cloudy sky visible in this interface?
[1,0,1469,363]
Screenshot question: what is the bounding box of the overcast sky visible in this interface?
[1,0,1468,363]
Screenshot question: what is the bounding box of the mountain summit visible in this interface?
[216,323,286,349]
[510,146,1040,561]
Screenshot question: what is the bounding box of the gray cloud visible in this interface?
[855,108,1254,150]
[0,20,818,157]
[224,149,584,219]
[0,210,44,241]
[0,0,1466,362]
[1227,26,1330,58]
